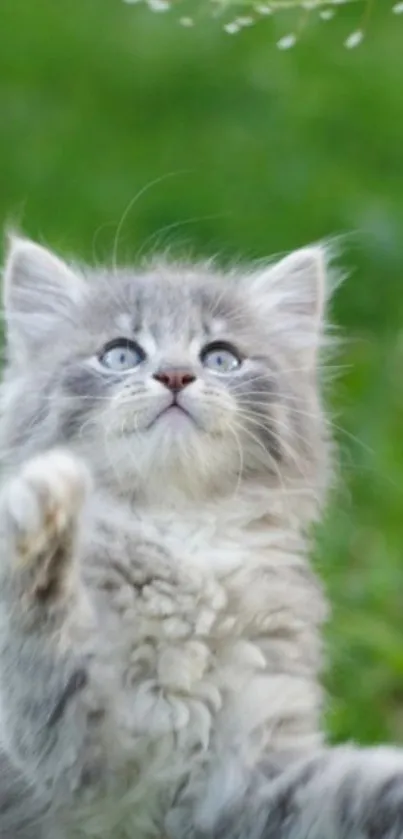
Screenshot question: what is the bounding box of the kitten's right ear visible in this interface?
[243,245,329,364]
[3,235,86,363]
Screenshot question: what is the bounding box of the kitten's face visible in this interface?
[1,239,327,500]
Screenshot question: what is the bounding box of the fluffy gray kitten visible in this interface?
[0,236,402,839]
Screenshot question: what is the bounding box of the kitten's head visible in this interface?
[1,236,329,503]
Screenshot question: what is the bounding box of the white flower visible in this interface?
[392,1,403,13]
[236,15,254,26]
[179,16,194,25]
[224,21,240,33]
[254,4,273,14]
[277,33,297,49]
[344,29,364,48]
[147,0,170,11]
[319,9,335,20]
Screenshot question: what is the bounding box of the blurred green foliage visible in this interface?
[0,0,403,746]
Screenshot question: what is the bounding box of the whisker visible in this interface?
[231,420,295,525]
[199,391,309,479]
[135,213,228,264]
[111,171,193,272]
[224,421,245,502]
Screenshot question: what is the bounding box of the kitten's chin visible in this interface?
[148,404,200,432]
[89,422,241,503]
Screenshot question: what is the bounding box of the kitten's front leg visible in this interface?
[170,747,403,839]
[0,451,104,805]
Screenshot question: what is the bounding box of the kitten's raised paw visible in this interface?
[1,450,91,599]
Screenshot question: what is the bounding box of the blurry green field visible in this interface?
[0,0,403,746]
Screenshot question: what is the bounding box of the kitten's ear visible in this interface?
[247,245,327,360]
[3,235,86,362]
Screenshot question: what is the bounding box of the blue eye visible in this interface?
[99,339,145,371]
[201,342,242,373]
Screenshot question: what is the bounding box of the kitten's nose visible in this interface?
[153,368,196,393]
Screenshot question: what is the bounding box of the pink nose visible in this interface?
[153,369,196,393]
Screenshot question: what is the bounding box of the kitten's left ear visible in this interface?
[3,235,86,363]
[247,245,328,359]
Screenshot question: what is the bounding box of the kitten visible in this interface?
[0,236,402,839]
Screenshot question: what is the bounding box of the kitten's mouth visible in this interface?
[148,400,197,429]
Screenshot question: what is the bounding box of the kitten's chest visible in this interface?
[72,504,323,839]
[83,502,320,736]
[75,509,260,835]
[83,505,274,744]
[86,505,249,678]
[87,503,249,634]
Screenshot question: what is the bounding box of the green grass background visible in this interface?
[1,0,402,745]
